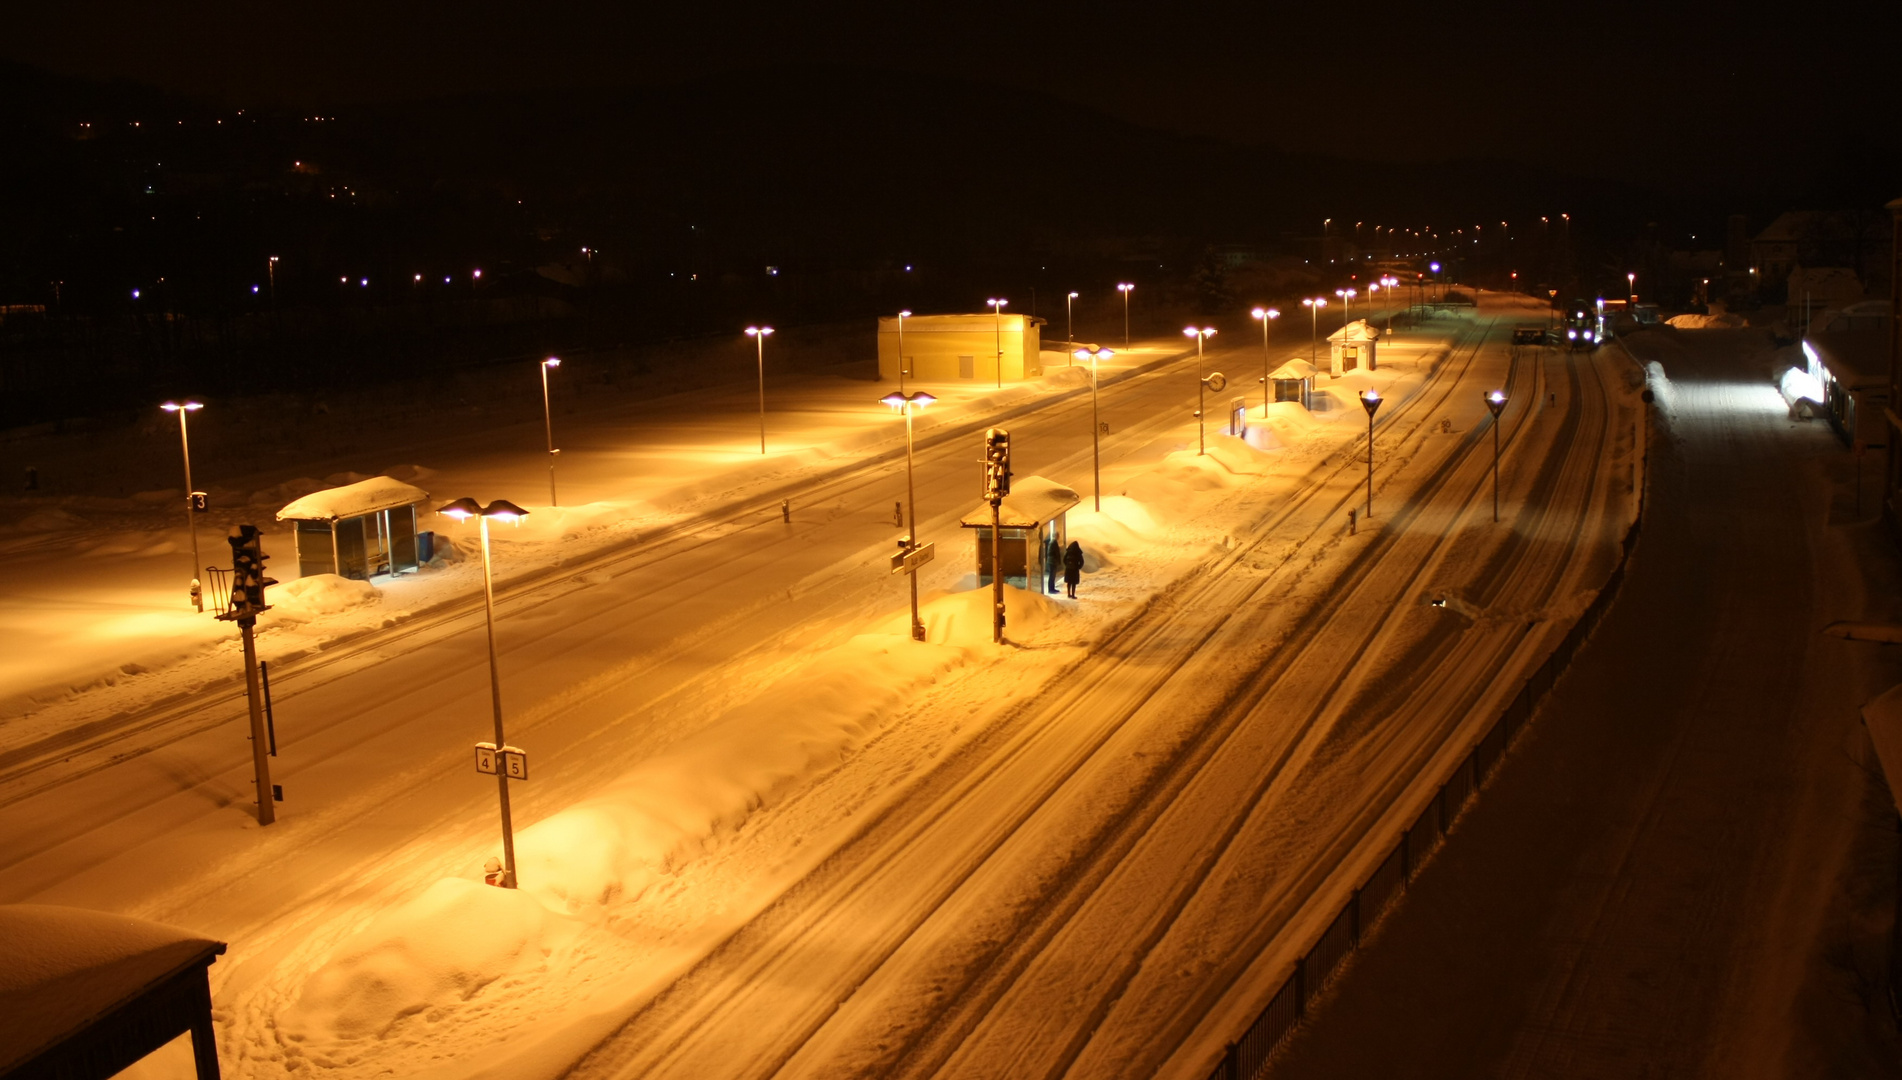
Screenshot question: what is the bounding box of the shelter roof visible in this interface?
[1326,319,1381,343]
[0,905,224,1074]
[960,475,1081,529]
[1270,359,1319,380]
[278,476,431,522]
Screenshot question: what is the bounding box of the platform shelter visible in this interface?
[277,476,431,581]
[1268,358,1319,409]
[1325,320,1381,376]
[958,475,1080,595]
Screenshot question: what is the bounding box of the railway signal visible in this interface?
[218,525,279,825]
[984,428,1011,644]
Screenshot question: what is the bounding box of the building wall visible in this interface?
[877,314,1043,383]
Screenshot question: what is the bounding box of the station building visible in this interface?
[877,313,1045,383]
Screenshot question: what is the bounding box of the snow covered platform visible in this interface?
[0,905,225,1079]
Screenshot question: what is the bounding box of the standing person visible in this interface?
[1062,540,1084,599]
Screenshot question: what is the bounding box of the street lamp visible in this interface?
[896,309,912,393]
[436,496,531,889]
[1336,287,1357,329]
[160,401,206,611]
[1251,307,1280,417]
[1074,347,1114,511]
[267,256,278,306]
[1485,390,1507,522]
[1066,291,1079,351]
[1358,389,1382,518]
[746,326,773,453]
[1184,326,1216,455]
[1302,297,1328,366]
[986,298,1008,389]
[539,358,561,506]
[1117,283,1134,350]
[880,390,937,642]
[1627,271,1636,304]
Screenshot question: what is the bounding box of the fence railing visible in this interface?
[1201,421,1649,1080]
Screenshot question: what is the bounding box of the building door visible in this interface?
[334,517,369,580]
[959,354,976,380]
[389,506,419,574]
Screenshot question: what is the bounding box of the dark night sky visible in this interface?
[8,0,1899,194]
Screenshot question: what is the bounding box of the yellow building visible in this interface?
[878,313,1044,383]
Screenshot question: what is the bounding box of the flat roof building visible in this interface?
[878,313,1044,384]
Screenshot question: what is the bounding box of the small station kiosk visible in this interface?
[277,476,431,581]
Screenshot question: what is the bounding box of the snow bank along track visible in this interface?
[0,343,1211,816]
[557,326,1637,1079]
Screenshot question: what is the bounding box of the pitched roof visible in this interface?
[277,476,431,522]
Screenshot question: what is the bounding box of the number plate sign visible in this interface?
[501,747,528,780]
[890,541,936,575]
[475,742,498,775]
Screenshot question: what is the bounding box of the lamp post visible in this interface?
[436,496,531,889]
[1066,291,1079,351]
[1627,271,1636,304]
[1302,297,1327,366]
[1251,307,1279,417]
[1117,283,1134,350]
[539,357,561,506]
[986,298,1008,389]
[1485,389,1507,522]
[1336,287,1357,330]
[746,326,773,453]
[1075,347,1114,511]
[881,391,937,641]
[267,256,278,306]
[1358,389,1382,518]
[1184,326,1216,455]
[896,309,911,393]
[160,401,206,611]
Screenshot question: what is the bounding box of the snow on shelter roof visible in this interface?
[1270,359,1319,380]
[277,476,431,523]
[1326,319,1380,342]
[0,905,224,1074]
[959,475,1080,529]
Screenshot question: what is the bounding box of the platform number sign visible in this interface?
[475,742,529,780]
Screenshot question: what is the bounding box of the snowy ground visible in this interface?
[0,295,1645,1079]
[1269,325,1902,1078]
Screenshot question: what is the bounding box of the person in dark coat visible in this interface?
[1062,540,1084,598]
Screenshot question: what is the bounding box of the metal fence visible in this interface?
[1202,480,1647,1080]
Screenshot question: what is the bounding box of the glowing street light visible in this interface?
[746,326,773,453]
[1358,389,1382,518]
[880,390,937,642]
[160,401,206,611]
[436,497,531,889]
[539,357,561,506]
[1251,307,1279,417]
[1485,390,1507,522]
[1117,283,1134,350]
[267,255,278,305]
[1184,326,1216,455]
[896,310,912,393]
[1075,346,1114,511]
[986,298,1008,389]
[1066,291,1079,355]
[1336,286,1357,329]
[1302,297,1328,365]
[1627,271,1637,304]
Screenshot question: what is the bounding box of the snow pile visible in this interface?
[270,574,381,618]
[280,880,576,1055]
[1066,495,1161,573]
[904,584,1069,646]
[1666,312,1746,329]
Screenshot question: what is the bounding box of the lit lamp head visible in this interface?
[1359,389,1383,417]
[746,325,773,338]
[160,401,204,413]
[879,391,937,411]
[1117,283,1133,293]
[1074,347,1114,363]
[1485,389,1507,417]
[1068,291,1079,300]
[1429,262,1441,273]
[987,298,1007,310]
[437,498,529,524]
[543,356,560,369]
[897,309,911,318]
[1251,307,1280,321]
[1183,326,1215,339]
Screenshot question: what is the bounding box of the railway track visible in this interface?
[557,319,1637,1079]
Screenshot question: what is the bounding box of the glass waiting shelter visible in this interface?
[959,475,1080,595]
[277,476,431,581]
